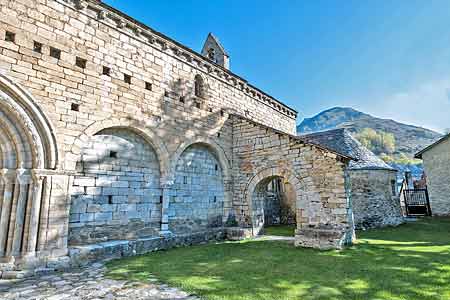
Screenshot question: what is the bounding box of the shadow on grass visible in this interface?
[106,217,450,300]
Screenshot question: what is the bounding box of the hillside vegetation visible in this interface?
[298,107,441,160]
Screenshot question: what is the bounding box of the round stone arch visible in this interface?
[244,166,307,236]
[68,117,170,184]
[0,73,58,169]
[168,136,233,222]
[169,136,231,183]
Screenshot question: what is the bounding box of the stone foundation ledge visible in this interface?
[224,227,254,240]
[69,229,226,268]
[295,227,354,250]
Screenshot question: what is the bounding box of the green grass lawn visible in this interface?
[106,218,450,300]
[264,225,296,237]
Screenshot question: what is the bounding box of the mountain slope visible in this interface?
[297,107,442,158]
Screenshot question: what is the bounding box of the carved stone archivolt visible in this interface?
[0,74,59,261]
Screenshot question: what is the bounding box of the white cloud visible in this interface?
[358,77,450,133]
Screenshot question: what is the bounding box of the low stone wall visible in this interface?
[350,169,403,229]
[69,229,225,268]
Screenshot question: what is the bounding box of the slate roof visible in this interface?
[300,128,396,171]
[415,133,450,159]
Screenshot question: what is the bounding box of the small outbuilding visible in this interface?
[302,128,404,229]
[415,133,450,216]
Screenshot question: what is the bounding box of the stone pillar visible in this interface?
[0,170,14,257]
[10,169,29,256]
[26,171,44,254]
[37,175,51,251]
[159,183,173,236]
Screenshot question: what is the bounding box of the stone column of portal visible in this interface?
[0,170,15,257]
[26,171,44,254]
[10,169,29,257]
[159,183,173,236]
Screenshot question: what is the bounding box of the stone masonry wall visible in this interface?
[422,137,450,216]
[0,0,356,275]
[349,169,403,229]
[230,116,354,249]
[69,128,162,245]
[168,144,225,233]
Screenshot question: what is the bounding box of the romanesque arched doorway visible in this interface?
[251,176,297,236]
[68,127,163,245]
[168,143,226,234]
[0,74,58,260]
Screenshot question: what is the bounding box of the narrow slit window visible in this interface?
[5,31,15,42]
[194,74,204,98]
[33,41,43,53]
[102,66,111,76]
[75,57,87,69]
[71,103,80,112]
[124,74,131,84]
[108,195,113,204]
[50,47,61,59]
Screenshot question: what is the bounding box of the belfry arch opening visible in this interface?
[251,176,296,236]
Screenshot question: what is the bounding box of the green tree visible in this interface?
[355,128,396,155]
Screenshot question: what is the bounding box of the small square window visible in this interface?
[195,102,201,109]
[33,41,42,53]
[102,66,111,76]
[50,47,61,59]
[179,96,185,103]
[5,31,15,42]
[208,107,213,112]
[145,82,152,91]
[71,103,80,111]
[164,90,169,97]
[124,74,131,84]
[109,151,117,158]
[75,57,87,69]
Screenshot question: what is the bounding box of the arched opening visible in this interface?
[0,74,58,259]
[69,127,162,245]
[194,74,205,98]
[251,176,297,236]
[168,143,225,233]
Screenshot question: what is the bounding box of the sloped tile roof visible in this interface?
[300,128,396,171]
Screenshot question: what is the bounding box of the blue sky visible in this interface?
[104,0,450,133]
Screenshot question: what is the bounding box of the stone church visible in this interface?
[0,0,355,277]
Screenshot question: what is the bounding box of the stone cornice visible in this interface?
[55,0,298,120]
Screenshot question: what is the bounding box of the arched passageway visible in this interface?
[69,127,163,245]
[168,143,225,233]
[251,176,297,236]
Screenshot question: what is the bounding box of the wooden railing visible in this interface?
[403,188,432,216]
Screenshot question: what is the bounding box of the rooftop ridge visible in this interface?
[56,0,297,119]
